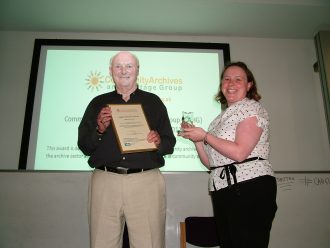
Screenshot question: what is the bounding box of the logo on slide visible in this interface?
[85,71,105,91]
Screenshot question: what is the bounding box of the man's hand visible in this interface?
[147,130,161,148]
[97,106,112,133]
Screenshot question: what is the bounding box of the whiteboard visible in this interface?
[165,172,330,248]
[0,171,329,248]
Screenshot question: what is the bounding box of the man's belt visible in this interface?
[98,166,152,174]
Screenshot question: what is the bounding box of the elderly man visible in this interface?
[78,51,176,248]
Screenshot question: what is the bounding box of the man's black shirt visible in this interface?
[78,88,176,169]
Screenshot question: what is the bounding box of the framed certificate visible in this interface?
[108,104,157,153]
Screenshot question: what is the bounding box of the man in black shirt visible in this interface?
[78,51,176,248]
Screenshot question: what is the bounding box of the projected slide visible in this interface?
[23,40,230,171]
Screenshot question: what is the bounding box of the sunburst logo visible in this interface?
[85,71,105,91]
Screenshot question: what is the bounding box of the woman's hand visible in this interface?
[179,126,207,143]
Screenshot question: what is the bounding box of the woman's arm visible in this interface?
[180,116,262,162]
[194,141,210,169]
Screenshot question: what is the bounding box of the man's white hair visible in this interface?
[109,51,140,68]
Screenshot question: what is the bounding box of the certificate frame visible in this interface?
[108,104,157,153]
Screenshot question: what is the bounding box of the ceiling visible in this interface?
[1,0,330,39]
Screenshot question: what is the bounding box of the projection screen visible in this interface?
[19,39,230,171]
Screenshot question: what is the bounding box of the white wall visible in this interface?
[1,31,330,248]
[1,31,329,171]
